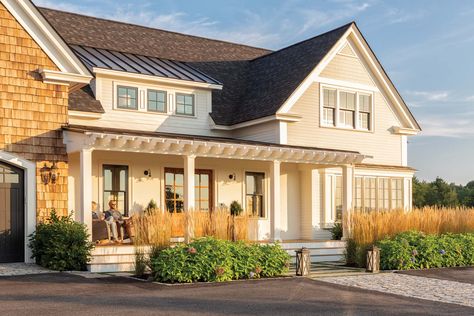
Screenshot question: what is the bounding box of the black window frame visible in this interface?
[103,164,129,216]
[147,89,167,113]
[245,172,265,218]
[117,85,138,110]
[175,93,195,116]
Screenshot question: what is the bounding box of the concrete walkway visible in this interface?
[0,263,54,276]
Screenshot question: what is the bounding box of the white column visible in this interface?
[80,148,93,240]
[342,165,354,239]
[183,155,195,242]
[183,155,196,211]
[270,160,281,241]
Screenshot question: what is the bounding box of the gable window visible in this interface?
[321,86,373,131]
[117,86,138,110]
[359,94,371,130]
[339,91,356,128]
[322,88,336,126]
[176,93,195,116]
[147,90,167,113]
[245,172,265,217]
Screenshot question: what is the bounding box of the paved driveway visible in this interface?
[0,273,472,315]
[397,266,474,284]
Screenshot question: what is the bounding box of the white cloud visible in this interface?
[404,90,450,106]
[384,8,427,24]
[466,95,474,102]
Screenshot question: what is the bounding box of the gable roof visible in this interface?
[69,85,104,113]
[39,7,419,130]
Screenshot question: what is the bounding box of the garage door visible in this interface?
[0,162,24,263]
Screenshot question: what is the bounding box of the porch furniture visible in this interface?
[92,219,109,242]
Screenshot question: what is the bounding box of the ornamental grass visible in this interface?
[344,207,474,267]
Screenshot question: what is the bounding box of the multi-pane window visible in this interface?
[246,172,265,217]
[378,178,390,210]
[176,93,195,116]
[359,94,371,130]
[117,86,138,110]
[147,90,167,112]
[339,91,356,128]
[194,170,212,211]
[321,86,372,131]
[322,89,336,126]
[354,177,363,211]
[391,178,403,209]
[364,177,376,212]
[334,175,343,222]
[103,165,128,216]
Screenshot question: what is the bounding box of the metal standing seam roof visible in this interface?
[70,44,222,85]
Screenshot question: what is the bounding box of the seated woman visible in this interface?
[104,200,125,242]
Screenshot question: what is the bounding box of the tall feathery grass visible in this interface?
[344,207,474,267]
[132,208,257,247]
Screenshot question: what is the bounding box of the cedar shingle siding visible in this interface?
[0,4,68,220]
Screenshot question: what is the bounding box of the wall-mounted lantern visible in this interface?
[40,162,59,185]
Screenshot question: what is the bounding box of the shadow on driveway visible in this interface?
[396,266,474,284]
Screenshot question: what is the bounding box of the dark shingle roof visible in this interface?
[39,7,351,125]
[69,85,104,113]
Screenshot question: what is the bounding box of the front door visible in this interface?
[0,162,24,263]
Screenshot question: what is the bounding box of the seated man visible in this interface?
[104,200,125,242]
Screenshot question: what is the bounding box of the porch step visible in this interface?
[87,245,148,273]
[287,261,367,278]
[281,240,346,263]
[88,262,135,273]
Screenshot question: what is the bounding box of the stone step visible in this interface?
[89,254,136,264]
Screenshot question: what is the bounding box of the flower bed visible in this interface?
[377,231,474,270]
[149,237,290,283]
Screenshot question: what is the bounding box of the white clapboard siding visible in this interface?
[232,120,280,143]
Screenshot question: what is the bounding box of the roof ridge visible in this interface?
[38,7,272,55]
[250,21,355,62]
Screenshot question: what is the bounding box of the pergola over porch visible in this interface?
[63,125,369,242]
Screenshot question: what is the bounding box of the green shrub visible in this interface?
[330,223,343,240]
[230,201,243,216]
[134,249,148,277]
[150,237,290,283]
[377,231,474,270]
[29,210,94,271]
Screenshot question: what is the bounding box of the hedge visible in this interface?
[150,237,290,283]
[377,231,474,270]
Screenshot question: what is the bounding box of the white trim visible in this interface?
[401,136,408,166]
[315,76,379,92]
[0,0,91,76]
[391,126,419,135]
[39,69,92,86]
[279,121,288,145]
[276,25,420,131]
[0,150,36,263]
[68,110,102,119]
[210,113,301,131]
[93,67,222,90]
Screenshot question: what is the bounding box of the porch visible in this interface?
[65,126,365,244]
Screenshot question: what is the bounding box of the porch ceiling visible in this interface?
[63,125,368,164]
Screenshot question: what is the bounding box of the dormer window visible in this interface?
[321,85,373,131]
[117,86,138,110]
[176,93,195,116]
[147,90,167,113]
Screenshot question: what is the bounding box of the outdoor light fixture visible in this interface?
[366,245,380,273]
[295,247,310,276]
[40,162,59,185]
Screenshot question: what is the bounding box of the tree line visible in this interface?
[413,177,474,208]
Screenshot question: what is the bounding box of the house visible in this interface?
[0,0,420,268]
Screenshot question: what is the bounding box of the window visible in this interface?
[378,178,390,210]
[246,172,265,217]
[322,89,336,126]
[117,86,138,110]
[391,178,403,209]
[359,94,371,130]
[165,169,184,213]
[165,168,213,213]
[176,93,195,116]
[195,170,212,211]
[364,177,376,212]
[339,91,356,128]
[103,165,128,216]
[147,90,167,112]
[354,176,363,211]
[321,86,373,131]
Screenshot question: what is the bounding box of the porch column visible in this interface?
[80,148,93,240]
[342,164,354,239]
[270,160,281,241]
[183,155,195,242]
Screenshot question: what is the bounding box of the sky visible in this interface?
[34,0,474,184]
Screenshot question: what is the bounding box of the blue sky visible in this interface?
[34,0,474,184]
